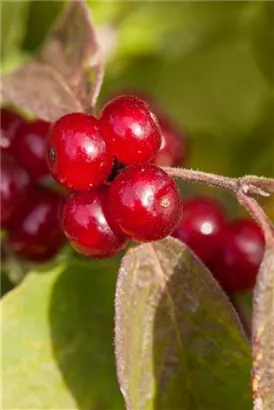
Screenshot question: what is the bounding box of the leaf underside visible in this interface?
[1,0,103,122]
[252,248,274,410]
[115,237,252,410]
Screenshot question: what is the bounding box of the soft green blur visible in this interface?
[1,3,273,407]
[1,1,274,211]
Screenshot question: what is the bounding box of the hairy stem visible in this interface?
[163,167,238,192]
[164,167,272,197]
[237,191,274,249]
[241,175,274,196]
[164,166,274,245]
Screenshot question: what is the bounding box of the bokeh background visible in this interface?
[1,2,273,409]
[2,0,274,215]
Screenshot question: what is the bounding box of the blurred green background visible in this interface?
[1,2,273,409]
[2,0,273,218]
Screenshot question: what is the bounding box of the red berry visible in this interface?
[8,186,65,262]
[12,119,50,181]
[1,155,31,227]
[1,108,25,154]
[99,95,161,165]
[154,117,188,167]
[109,89,157,110]
[61,186,129,259]
[109,163,182,242]
[209,219,265,292]
[172,196,226,262]
[46,113,113,191]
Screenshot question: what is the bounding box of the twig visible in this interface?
[163,166,274,246]
[237,191,274,249]
[163,167,238,192]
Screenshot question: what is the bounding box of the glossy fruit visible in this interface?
[12,119,50,180]
[46,113,113,190]
[109,163,182,242]
[99,95,161,165]
[8,186,65,262]
[61,185,129,259]
[0,108,25,154]
[109,89,157,111]
[172,196,226,262]
[154,117,188,167]
[209,219,265,292]
[1,155,32,226]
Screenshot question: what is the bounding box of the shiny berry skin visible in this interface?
[172,196,226,262]
[61,185,129,259]
[0,108,25,154]
[1,155,31,227]
[209,219,264,292]
[99,95,161,165]
[12,119,50,180]
[46,113,113,191]
[109,163,182,242]
[8,186,65,262]
[154,117,188,167]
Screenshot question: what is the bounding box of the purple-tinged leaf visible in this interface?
[1,0,103,122]
[115,237,251,410]
[252,247,274,410]
[40,0,103,112]
[2,61,83,121]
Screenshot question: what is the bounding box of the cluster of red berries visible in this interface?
[46,95,184,259]
[1,93,264,293]
[0,108,65,262]
[173,196,264,292]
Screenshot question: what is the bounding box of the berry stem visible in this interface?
[237,191,274,249]
[163,167,238,192]
[163,167,273,198]
[163,166,274,246]
[240,175,274,197]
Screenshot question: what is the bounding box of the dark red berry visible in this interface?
[1,108,25,154]
[154,117,188,167]
[109,163,182,242]
[109,89,157,110]
[8,186,65,262]
[12,119,50,180]
[1,155,32,227]
[61,185,129,259]
[172,196,226,262]
[209,219,264,292]
[99,95,161,165]
[46,113,113,190]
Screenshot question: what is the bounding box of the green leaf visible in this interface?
[115,237,252,410]
[2,259,124,409]
[252,247,274,410]
[2,0,103,122]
